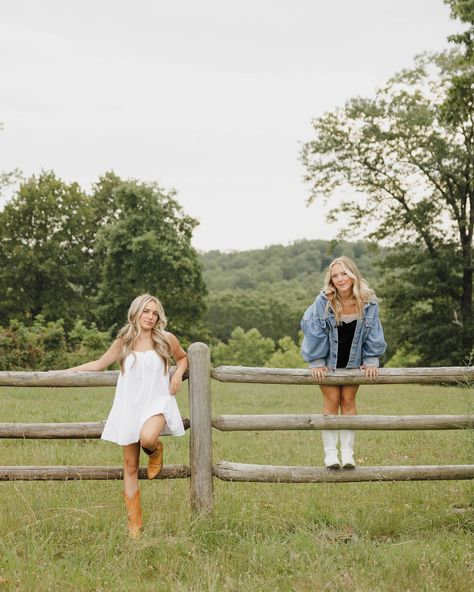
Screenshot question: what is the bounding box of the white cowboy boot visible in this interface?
[340,430,356,469]
[322,430,341,469]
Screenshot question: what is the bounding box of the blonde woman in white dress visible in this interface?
[66,293,187,538]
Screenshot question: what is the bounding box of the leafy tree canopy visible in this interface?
[211,327,275,367]
[93,179,207,340]
[0,172,207,342]
[0,172,94,325]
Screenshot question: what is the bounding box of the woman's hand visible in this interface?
[360,365,378,381]
[170,372,183,396]
[310,367,328,382]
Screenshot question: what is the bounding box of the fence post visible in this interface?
[188,342,213,513]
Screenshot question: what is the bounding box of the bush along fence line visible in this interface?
[0,342,473,513]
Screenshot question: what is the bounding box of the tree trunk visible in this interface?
[461,265,473,353]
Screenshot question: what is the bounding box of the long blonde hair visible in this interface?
[116,294,171,374]
[323,256,375,324]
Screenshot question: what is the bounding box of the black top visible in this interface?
[336,320,357,368]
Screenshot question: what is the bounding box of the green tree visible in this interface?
[265,335,306,368]
[300,50,473,364]
[205,290,304,343]
[94,180,207,339]
[211,327,275,367]
[0,172,94,326]
[379,245,465,365]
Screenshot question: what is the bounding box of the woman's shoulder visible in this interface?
[364,294,378,306]
[314,290,328,308]
[163,331,178,346]
[303,291,327,319]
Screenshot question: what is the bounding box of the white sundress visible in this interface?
[101,350,185,446]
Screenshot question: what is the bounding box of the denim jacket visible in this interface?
[300,291,386,370]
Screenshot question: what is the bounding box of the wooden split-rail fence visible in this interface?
[0,342,473,512]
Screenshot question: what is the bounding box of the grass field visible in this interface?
[0,380,473,591]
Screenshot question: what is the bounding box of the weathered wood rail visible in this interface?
[212,414,473,431]
[211,365,474,385]
[0,366,185,387]
[0,343,473,513]
[0,419,190,439]
[0,465,190,481]
[213,463,474,483]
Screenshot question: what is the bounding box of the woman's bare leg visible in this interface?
[340,385,359,415]
[320,385,342,414]
[139,414,166,451]
[123,443,140,497]
[140,414,166,479]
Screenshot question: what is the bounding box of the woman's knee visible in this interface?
[123,455,139,475]
[340,401,356,414]
[321,386,342,414]
[139,415,165,449]
[340,392,357,414]
[139,433,157,450]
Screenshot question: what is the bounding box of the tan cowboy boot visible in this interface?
[145,441,163,479]
[123,490,143,539]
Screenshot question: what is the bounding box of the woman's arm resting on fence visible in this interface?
[63,340,122,372]
[166,332,188,395]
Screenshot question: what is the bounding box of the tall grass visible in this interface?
[0,381,472,591]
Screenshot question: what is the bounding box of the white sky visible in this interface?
[0,0,463,252]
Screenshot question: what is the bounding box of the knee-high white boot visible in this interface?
[321,430,340,469]
[339,430,356,469]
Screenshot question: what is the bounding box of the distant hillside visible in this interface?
[200,239,384,343]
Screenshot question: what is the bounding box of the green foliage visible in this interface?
[201,239,378,293]
[265,335,306,368]
[384,344,422,368]
[379,245,466,366]
[93,180,207,340]
[64,320,112,368]
[0,316,67,370]
[205,289,305,343]
[0,172,208,346]
[0,316,111,371]
[211,327,275,367]
[0,172,95,326]
[445,0,474,57]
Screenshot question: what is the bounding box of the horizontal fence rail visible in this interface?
[212,414,473,431]
[1,350,472,511]
[211,366,474,385]
[0,465,191,481]
[0,419,190,439]
[0,367,187,387]
[214,462,474,483]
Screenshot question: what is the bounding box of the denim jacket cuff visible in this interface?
[308,359,327,369]
[362,356,379,368]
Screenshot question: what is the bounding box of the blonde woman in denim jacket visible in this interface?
[301,256,386,469]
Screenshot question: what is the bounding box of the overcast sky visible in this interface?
[1,0,463,252]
